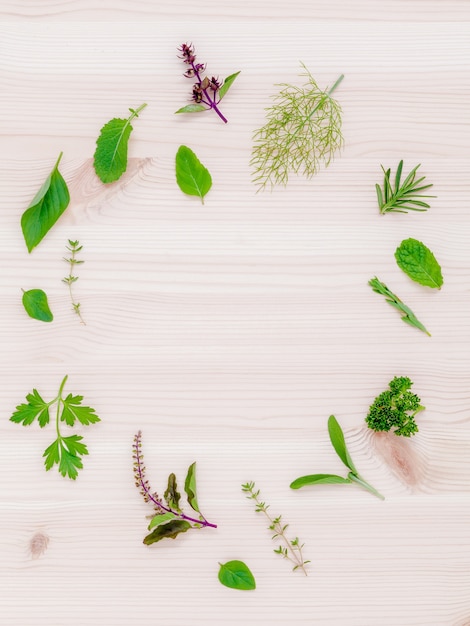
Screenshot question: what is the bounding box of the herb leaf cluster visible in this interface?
[366,376,424,437]
[376,160,434,214]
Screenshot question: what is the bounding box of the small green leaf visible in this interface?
[43,439,60,471]
[218,71,241,100]
[10,389,50,427]
[22,289,53,322]
[143,519,191,545]
[327,415,357,474]
[175,104,207,114]
[218,560,256,591]
[175,145,212,204]
[184,462,200,513]
[148,512,176,531]
[164,473,182,511]
[94,103,147,183]
[60,394,100,426]
[21,152,70,252]
[290,474,352,489]
[395,238,443,289]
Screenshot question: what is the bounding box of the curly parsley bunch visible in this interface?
[366,376,425,437]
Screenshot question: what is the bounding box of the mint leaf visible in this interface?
[61,393,100,426]
[175,145,212,204]
[93,103,147,183]
[143,519,191,545]
[395,238,443,289]
[218,71,241,100]
[218,560,256,591]
[290,474,352,489]
[22,289,53,322]
[164,473,182,512]
[184,462,200,513]
[327,415,357,474]
[21,152,70,252]
[10,389,50,427]
[175,104,207,114]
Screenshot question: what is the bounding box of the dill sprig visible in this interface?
[242,481,310,575]
[376,160,434,214]
[251,64,344,190]
[62,240,85,325]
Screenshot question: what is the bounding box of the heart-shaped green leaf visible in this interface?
[22,289,53,322]
[218,560,256,590]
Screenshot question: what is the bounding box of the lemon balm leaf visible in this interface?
[94,103,147,184]
[395,238,443,289]
[21,152,70,252]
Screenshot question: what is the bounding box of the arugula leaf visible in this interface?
[184,462,200,513]
[218,71,241,100]
[175,145,212,204]
[21,152,70,252]
[218,560,256,591]
[164,473,182,512]
[395,238,443,289]
[93,103,147,183]
[10,389,50,427]
[290,474,352,489]
[22,289,53,322]
[60,393,100,426]
[143,519,192,545]
[327,415,357,474]
[175,104,207,114]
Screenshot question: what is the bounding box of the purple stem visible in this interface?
[134,437,217,529]
[191,62,228,124]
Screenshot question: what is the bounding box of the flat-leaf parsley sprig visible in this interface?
[133,431,216,545]
[251,64,344,190]
[242,481,310,575]
[175,43,240,123]
[10,376,100,479]
[63,240,85,324]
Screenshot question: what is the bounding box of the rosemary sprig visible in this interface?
[242,481,310,575]
[369,276,431,336]
[251,64,344,190]
[63,240,85,324]
[376,160,434,214]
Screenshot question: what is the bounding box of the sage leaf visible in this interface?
[94,103,147,184]
[175,145,212,204]
[164,473,181,511]
[175,104,207,114]
[22,289,53,322]
[184,462,200,513]
[327,415,357,474]
[395,238,443,289]
[290,474,352,489]
[143,519,191,545]
[21,152,70,253]
[148,512,176,531]
[218,71,241,100]
[218,560,256,591]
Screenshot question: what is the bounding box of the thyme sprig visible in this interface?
[251,64,344,190]
[376,160,434,214]
[63,240,85,324]
[242,481,309,575]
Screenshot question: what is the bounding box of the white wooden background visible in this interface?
[1,2,470,625]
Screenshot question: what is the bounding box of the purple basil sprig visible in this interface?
[175,43,240,124]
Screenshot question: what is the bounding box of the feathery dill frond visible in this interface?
[251,64,344,190]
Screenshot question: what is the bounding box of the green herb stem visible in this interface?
[348,473,384,501]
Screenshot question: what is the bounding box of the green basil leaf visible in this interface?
[175,104,207,114]
[21,153,70,253]
[327,415,358,474]
[22,289,53,322]
[290,473,352,489]
[184,461,200,513]
[395,238,443,289]
[143,519,191,545]
[93,104,147,184]
[218,560,256,590]
[164,473,182,512]
[175,145,212,204]
[218,71,241,100]
[148,512,176,531]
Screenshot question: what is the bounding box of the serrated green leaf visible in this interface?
[218,71,241,100]
[143,519,191,545]
[43,435,88,480]
[43,439,60,471]
[62,435,88,458]
[290,473,352,489]
[93,104,147,184]
[148,512,177,531]
[58,445,83,480]
[60,393,100,426]
[21,153,70,252]
[164,473,181,511]
[395,238,443,289]
[175,104,207,114]
[327,415,357,474]
[22,289,53,322]
[10,389,50,427]
[175,145,212,204]
[184,462,200,513]
[218,560,256,591]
